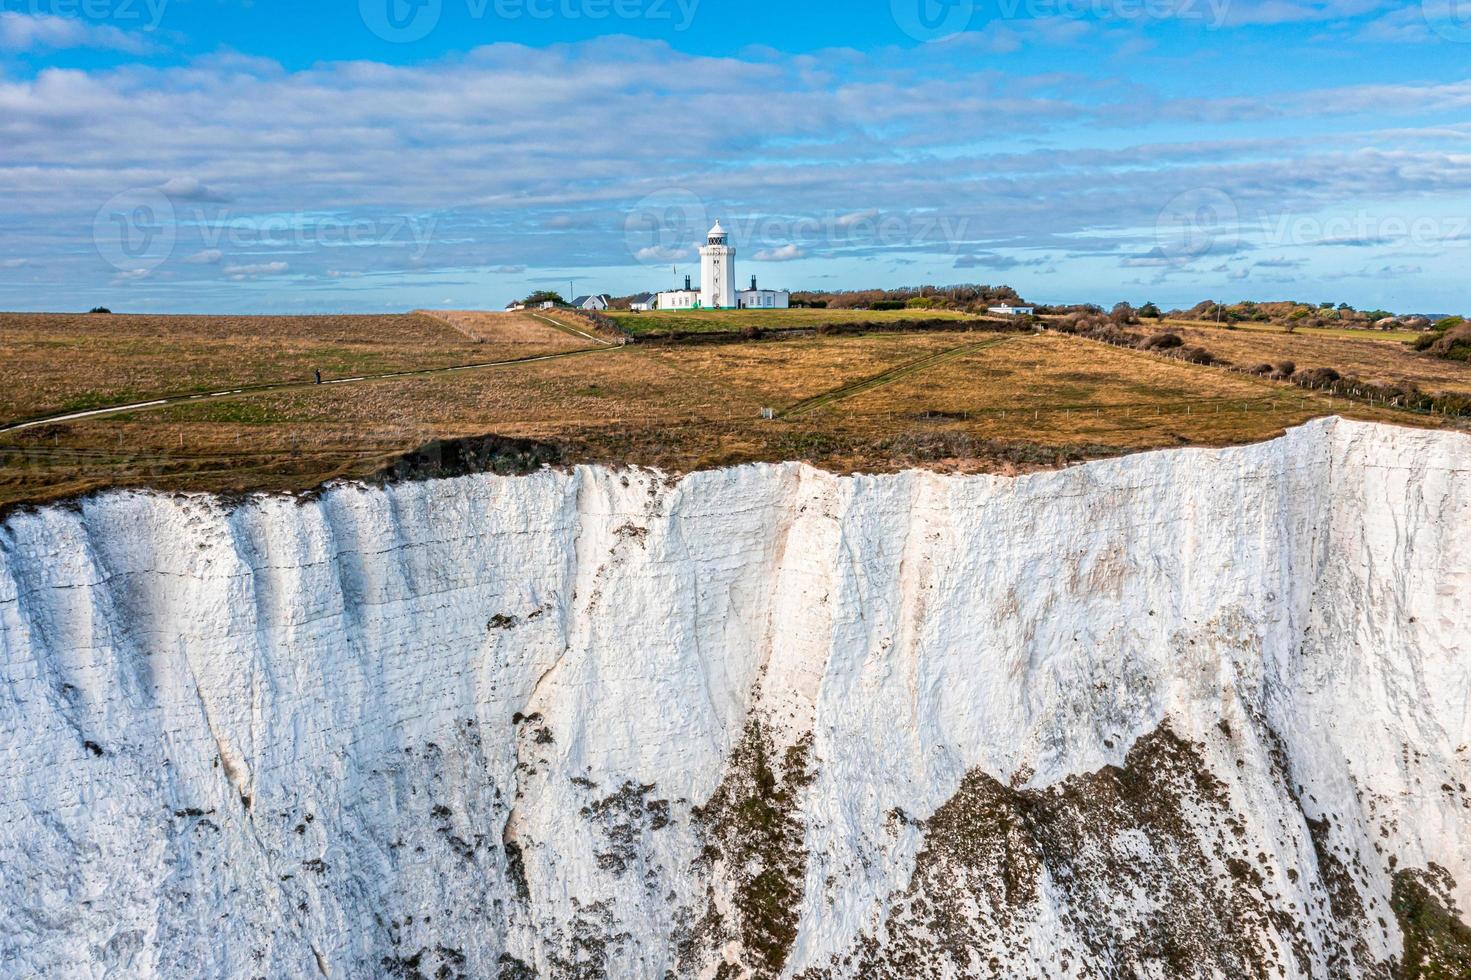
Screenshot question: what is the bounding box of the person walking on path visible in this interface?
[315,370,322,385]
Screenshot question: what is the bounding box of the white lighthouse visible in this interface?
[699,221,737,309]
[652,217,792,311]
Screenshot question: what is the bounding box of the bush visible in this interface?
[1294,367,1342,386]
[88,306,112,314]
[741,326,764,340]
[1248,363,1274,375]
[1420,322,1471,361]
[870,300,906,311]
[1176,346,1216,365]
[1142,333,1184,351]
[1273,361,1296,379]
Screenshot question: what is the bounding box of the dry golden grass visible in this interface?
[0,310,584,422]
[423,309,608,345]
[1164,323,1471,396]
[819,333,1414,460]
[3,327,1451,509]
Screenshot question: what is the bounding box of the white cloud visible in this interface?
[183,249,223,264]
[634,245,692,262]
[0,258,30,269]
[753,244,805,262]
[835,209,880,228]
[222,261,289,279]
[0,12,155,54]
[161,177,231,203]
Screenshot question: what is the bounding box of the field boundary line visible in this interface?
[779,337,1018,419]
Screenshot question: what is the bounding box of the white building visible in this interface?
[657,276,701,310]
[572,294,612,312]
[656,222,791,311]
[738,279,786,309]
[988,304,1035,316]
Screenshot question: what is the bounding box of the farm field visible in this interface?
[2,321,1449,510]
[0,310,588,423]
[1163,323,1471,396]
[606,307,986,335]
[1161,318,1424,344]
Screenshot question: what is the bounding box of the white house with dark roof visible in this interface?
[572,294,612,311]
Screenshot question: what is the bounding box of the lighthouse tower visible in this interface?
[699,221,736,309]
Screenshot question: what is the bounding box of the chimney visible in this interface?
[685,275,692,291]
[751,276,758,290]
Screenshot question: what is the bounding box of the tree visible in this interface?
[523,290,565,306]
[1110,302,1137,326]
[1138,302,1162,318]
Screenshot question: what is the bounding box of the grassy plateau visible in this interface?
[0,308,1465,509]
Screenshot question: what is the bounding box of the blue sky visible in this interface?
[2,0,1470,313]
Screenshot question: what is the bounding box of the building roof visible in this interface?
[708,220,726,236]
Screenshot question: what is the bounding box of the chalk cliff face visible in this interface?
[2,418,1469,979]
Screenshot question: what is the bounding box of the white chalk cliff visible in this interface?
[1,417,1468,978]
